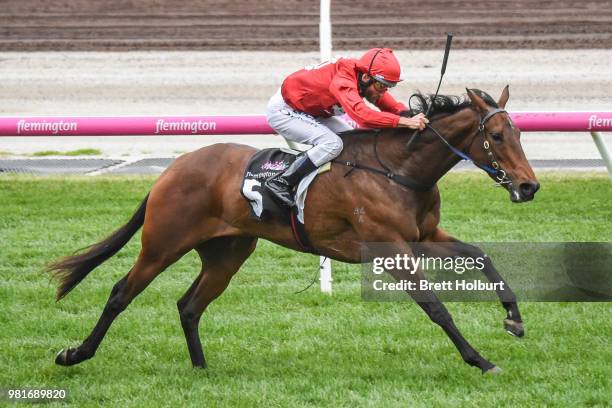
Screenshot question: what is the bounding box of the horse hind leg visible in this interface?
[55,249,185,366]
[177,236,257,368]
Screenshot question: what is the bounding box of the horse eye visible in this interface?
[491,133,503,142]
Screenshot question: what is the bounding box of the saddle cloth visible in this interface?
[240,148,330,224]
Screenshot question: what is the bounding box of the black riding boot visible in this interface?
[265,153,317,207]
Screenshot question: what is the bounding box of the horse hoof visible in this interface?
[55,348,70,366]
[504,318,525,338]
[484,366,502,375]
[55,347,82,366]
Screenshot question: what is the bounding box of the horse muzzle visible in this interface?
[509,180,540,203]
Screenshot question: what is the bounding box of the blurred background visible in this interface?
[0,0,611,172]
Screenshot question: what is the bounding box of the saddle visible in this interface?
[240,148,331,252]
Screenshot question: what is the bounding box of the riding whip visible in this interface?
[406,33,453,151]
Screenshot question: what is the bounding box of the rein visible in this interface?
[426,107,512,186]
[332,107,512,192]
[333,132,433,192]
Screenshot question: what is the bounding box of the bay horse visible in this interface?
[47,86,539,374]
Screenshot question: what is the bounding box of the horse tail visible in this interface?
[46,194,149,301]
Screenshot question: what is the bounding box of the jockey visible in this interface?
[265,47,429,207]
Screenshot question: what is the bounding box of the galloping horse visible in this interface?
[47,86,539,374]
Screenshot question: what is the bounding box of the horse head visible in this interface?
[465,86,540,202]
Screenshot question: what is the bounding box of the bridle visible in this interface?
[333,107,513,192]
[426,107,513,187]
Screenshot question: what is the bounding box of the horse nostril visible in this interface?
[519,181,539,197]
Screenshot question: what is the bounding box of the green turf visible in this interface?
[30,148,102,157]
[0,173,610,407]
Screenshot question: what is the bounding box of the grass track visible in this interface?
[0,173,610,407]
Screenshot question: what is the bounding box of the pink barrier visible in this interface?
[0,112,610,136]
[510,112,612,132]
[0,115,273,136]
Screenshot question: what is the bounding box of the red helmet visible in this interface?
[358,48,402,87]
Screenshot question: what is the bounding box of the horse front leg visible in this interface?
[369,241,500,374]
[423,228,524,337]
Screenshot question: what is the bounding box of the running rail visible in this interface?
[0,112,611,136]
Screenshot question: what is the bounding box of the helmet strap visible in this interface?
[367,48,384,76]
[358,74,374,96]
[359,48,383,96]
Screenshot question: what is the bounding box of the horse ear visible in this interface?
[498,85,510,109]
[466,88,489,113]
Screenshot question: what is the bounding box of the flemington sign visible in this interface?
[16,119,78,135]
[153,119,217,134]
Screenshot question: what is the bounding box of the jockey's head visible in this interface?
[358,48,402,102]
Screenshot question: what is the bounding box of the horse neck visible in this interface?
[379,108,480,187]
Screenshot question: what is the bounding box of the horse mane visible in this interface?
[402,89,499,117]
[339,89,498,138]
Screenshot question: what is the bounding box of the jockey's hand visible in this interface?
[398,113,429,130]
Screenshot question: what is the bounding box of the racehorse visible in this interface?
[47,86,539,374]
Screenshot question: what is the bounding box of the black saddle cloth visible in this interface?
[240,148,300,222]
